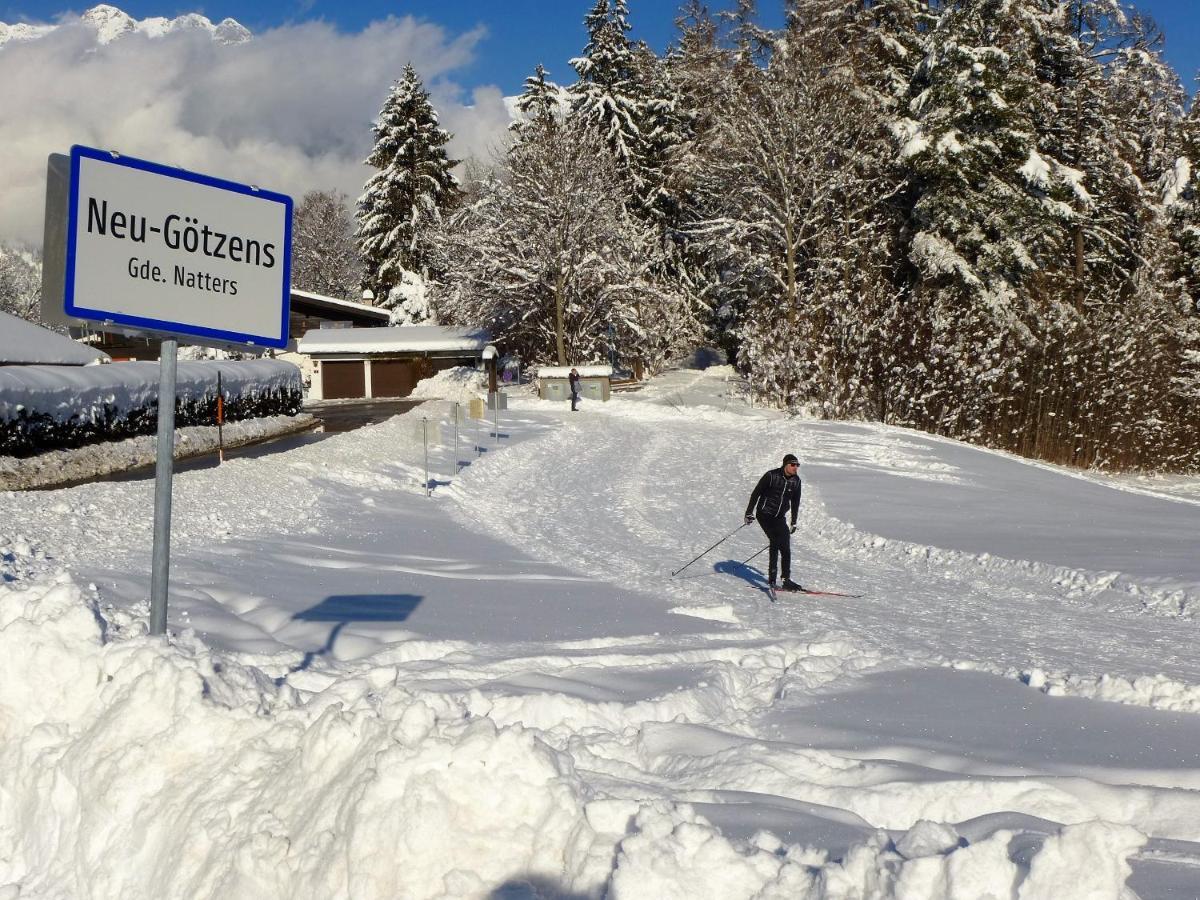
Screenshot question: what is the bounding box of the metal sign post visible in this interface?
[422,417,430,496]
[149,339,178,636]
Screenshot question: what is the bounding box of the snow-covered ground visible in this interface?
[3,366,1200,899]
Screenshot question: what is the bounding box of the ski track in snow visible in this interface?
[447,397,1200,694]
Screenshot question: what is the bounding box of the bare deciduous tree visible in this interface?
[291,191,362,300]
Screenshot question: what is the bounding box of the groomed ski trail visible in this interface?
[448,402,1200,691]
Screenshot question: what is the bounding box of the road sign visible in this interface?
[39,146,294,636]
[43,145,292,349]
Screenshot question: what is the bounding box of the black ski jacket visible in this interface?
[745,466,801,523]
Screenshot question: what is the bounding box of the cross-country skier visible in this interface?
[744,453,802,591]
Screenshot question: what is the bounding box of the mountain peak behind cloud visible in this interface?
[0,4,251,47]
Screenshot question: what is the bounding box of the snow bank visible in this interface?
[609,805,1144,900]
[406,366,487,404]
[810,507,1200,622]
[0,571,605,899]
[0,413,315,490]
[0,572,1149,900]
[1019,666,1200,715]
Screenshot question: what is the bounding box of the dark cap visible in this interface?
[782,453,799,466]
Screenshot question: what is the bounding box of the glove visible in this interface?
[789,524,796,534]
[744,515,754,525]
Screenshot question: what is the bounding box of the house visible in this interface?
[297,326,495,400]
[277,290,390,388]
[0,309,109,366]
[285,289,391,343]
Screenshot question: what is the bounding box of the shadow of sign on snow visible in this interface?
[487,877,591,900]
[280,594,423,680]
[295,593,423,623]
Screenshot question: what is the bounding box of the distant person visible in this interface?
[744,453,802,591]
[569,367,580,411]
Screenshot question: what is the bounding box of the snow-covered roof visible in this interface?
[297,326,492,356]
[538,365,613,378]
[0,310,110,366]
[290,289,389,321]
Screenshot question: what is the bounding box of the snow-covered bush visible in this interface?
[0,359,301,457]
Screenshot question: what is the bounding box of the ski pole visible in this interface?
[671,522,750,577]
[741,544,768,566]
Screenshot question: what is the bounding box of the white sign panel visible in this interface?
[62,145,292,348]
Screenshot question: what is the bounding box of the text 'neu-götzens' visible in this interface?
[85,197,279,296]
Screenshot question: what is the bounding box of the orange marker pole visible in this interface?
[216,370,225,463]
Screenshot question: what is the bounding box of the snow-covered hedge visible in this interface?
[0,359,301,457]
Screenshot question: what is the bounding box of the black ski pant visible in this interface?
[758,514,791,584]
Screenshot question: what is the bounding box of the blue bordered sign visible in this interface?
[60,145,292,349]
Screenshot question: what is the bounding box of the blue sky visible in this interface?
[3,0,1197,94]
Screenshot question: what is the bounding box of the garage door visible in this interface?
[371,360,419,398]
[321,361,366,400]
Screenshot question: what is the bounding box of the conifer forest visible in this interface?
[391,0,1199,473]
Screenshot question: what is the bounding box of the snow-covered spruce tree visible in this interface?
[1162,108,1200,469]
[356,65,460,324]
[567,3,706,374]
[1171,102,1200,313]
[568,0,689,222]
[722,0,773,77]
[1095,24,1200,470]
[897,0,1067,446]
[771,0,929,423]
[512,63,566,139]
[433,117,689,370]
[1025,10,1196,470]
[854,0,937,113]
[629,42,691,229]
[569,0,648,206]
[291,190,363,300]
[977,0,1140,467]
[1037,1,1143,309]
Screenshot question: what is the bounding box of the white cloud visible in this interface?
[0,14,513,246]
[440,84,514,168]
